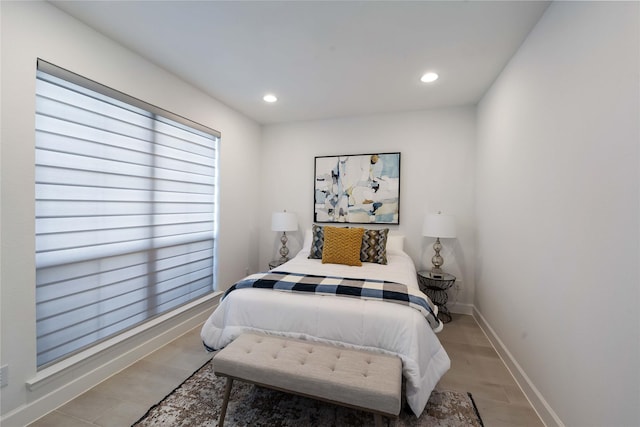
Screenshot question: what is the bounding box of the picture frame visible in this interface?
[314,152,401,224]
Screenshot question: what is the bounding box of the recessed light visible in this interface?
[420,72,439,83]
[263,94,278,103]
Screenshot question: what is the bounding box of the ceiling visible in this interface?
[50,1,550,125]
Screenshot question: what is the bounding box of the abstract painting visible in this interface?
[314,153,400,224]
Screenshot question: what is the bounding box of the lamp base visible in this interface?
[278,231,290,263]
[428,269,444,279]
[431,238,444,274]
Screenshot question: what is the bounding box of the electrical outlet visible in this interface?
[0,364,8,388]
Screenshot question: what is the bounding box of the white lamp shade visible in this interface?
[422,213,457,238]
[271,212,298,232]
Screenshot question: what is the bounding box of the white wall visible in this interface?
[476,2,639,426]
[0,1,261,423]
[5,1,637,426]
[260,107,477,310]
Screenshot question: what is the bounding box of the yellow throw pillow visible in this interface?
[322,226,364,266]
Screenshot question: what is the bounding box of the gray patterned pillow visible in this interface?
[360,228,389,265]
[307,224,324,259]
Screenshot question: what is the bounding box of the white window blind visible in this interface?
[35,60,219,368]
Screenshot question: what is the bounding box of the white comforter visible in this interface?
[200,249,450,416]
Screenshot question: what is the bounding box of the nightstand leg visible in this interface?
[438,305,452,323]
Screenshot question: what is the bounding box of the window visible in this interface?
[35,60,219,368]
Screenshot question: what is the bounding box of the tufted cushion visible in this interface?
[307,224,324,259]
[322,226,364,266]
[213,333,402,416]
[360,228,389,264]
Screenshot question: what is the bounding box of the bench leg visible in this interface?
[219,377,234,427]
[374,414,395,427]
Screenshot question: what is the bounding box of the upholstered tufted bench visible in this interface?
[213,332,402,426]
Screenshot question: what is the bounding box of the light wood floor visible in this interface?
[29,314,544,426]
[436,314,544,427]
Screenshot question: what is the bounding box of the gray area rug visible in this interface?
[133,358,484,427]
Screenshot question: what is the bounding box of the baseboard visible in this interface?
[472,307,565,427]
[1,294,220,427]
[448,302,474,315]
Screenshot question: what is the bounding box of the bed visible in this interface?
[200,228,451,417]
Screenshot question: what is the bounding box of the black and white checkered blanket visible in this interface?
[223,271,442,331]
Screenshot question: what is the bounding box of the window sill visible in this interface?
[26,291,221,391]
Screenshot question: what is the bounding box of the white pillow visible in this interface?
[386,234,405,253]
[301,229,313,253]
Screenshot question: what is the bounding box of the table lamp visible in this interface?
[271,211,298,263]
[422,212,456,274]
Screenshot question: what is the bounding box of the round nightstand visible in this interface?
[417,271,456,323]
[269,259,286,270]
